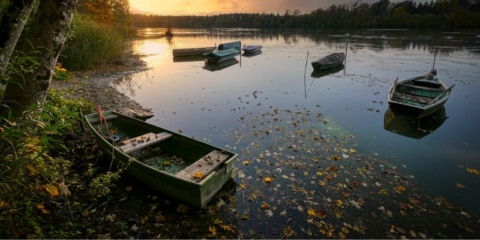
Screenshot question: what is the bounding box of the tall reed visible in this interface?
[59,13,125,71]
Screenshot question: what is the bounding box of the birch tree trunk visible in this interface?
[0,0,36,82]
[0,0,78,118]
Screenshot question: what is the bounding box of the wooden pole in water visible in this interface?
[345,40,349,58]
[432,49,437,69]
[304,51,309,77]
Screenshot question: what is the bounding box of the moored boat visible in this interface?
[387,69,454,118]
[311,52,345,70]
[85,110,237,208]
[203,48,239,63]
[217,41,241,50]
[172,46,216,57]
[242,45,262,53]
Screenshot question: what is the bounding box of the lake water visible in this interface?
[113,28,480,238]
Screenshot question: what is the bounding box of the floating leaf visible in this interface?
[349,149,356,153]
[178,129,183,133]
[466,168,480,175]
[380,189,389,196]
[214,219,222,225]
[334,208,343,218]
[265,177,272,183]
[284,226,294,237]
[394,186,406,193]
[243,160,251,165]
[342,227,350,233]
[456,183,466,188]
[335,200,343,207]
[220,225,230,231]
[141,216,148,224]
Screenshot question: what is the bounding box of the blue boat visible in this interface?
[203,48,239,63]
[242,45,262,53]
[217,41,241,50]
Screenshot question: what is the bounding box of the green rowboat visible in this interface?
[85,111,237,208]
[387,70,454,118]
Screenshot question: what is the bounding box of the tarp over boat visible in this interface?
[218,41,241,50]
[207,48,239,58]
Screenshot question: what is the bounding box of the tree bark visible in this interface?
[0,0,36,79]
[0,0,78,118]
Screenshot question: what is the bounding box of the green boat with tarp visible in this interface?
[203,48,239,63]
[217,41,241,50]
[85,110,237,208]
[387,69,454,118]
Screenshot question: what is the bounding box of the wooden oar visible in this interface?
[428,84,455,105]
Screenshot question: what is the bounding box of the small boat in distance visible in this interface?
[203,48,239,63]
[173,46,216,57]
[173,55,205,63]
[242,45,262,54]
[85,110,237,208]
[218,41,241,50]
[311,52,345,70]
[387,69,454,118]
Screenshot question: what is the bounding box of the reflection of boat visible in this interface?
[85,111,237,208]
[203,58,239,71]
[311,52,345,70]
[172,46,216,57]
[242,45,262,53]
[218,41,241,50]
[387,69,454,118]
[242,50,262,58]
[384,106,448,139]
[173,56,205,62]
[203,48,239,63]
[310,65,344,78]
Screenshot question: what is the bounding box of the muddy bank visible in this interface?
[50,44,152,118]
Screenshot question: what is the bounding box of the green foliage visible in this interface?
[0,54,128,238]
[0,49,40,89]
[58,13,126,71]
[52,63,73,81]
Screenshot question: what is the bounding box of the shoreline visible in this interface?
[50,42,152,118]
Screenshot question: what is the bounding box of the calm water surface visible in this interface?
[113,28,480,238]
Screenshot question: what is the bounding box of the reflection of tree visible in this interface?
[112,71,151,97]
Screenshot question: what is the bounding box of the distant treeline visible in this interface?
[133,0,480,28]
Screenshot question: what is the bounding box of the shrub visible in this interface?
[59,13,125,71]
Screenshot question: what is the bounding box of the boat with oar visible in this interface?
[217,41,241,50]
[387,69,454,118]
[172,46,216,57]
[242,45,262,54]
[203,48,239,63]
[85,110,237,208]
[311,52,345,70]
[203,58,239,72]
[384,106,448,139]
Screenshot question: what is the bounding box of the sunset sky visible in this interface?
[129,0,381,15]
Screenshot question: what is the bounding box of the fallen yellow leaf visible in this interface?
[45,184,59,198]
[350,149,356,153]
[194,172,204,179]
[456,183,465,188]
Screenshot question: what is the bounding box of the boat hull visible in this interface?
[85,111,237,208]
[204,53,237,63]
[386,76,451,119]
[172,47,216,57]
[311,52,345,70]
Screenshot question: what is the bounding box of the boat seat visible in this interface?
[402,84,444,92]
[118,132,172,154]
[176,150,229,182]
[393,92,431,104]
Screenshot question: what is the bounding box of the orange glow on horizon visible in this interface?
[129,0,329,16]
